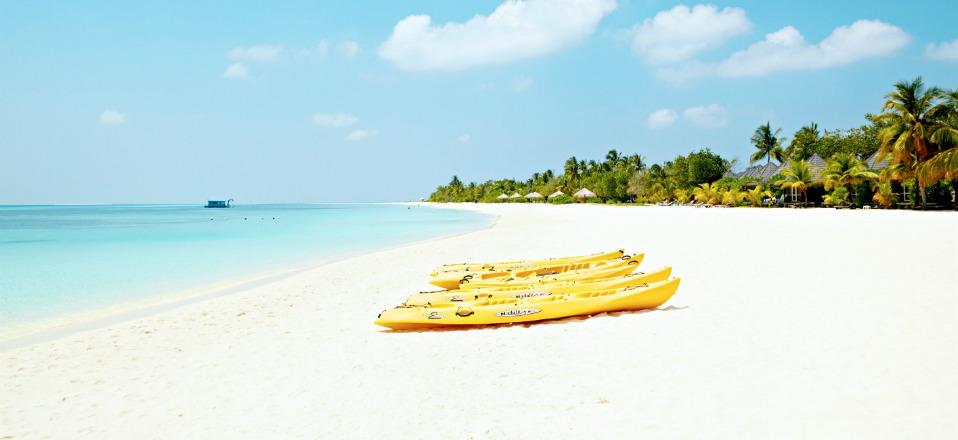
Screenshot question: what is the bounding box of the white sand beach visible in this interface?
[2,204,956,439]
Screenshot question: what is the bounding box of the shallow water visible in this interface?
[0,204,490,324]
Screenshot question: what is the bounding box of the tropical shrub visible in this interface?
[776,160,815,206]
[692,182,722,205]
[823,187,850,206]
[745,185,772,207]
[872,182,897,208]
[548,194,574,204]
[721,188,746,206]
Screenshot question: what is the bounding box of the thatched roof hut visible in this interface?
[865,151,890,170]
[496,193,509,200]
[547,190,565,199]
[525,191,544,199]
[573,188,597,199]
[807,154,827,180]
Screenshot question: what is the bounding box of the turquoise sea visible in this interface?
[0,204,491,325]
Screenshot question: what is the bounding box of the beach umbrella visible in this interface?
[573,188,597,199]
[509,192,522,199]
[524,191,544,199]
[496,193,509,200]
[548,190,565,199]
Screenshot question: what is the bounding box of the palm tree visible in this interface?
[692,182,722,205]
[820,153,878,204]
[821,153,876,189]
[673,188,690,204]
[918,89,958,188]
[605,149,621,167]
[563,157,580,193]
[873,77,945,208]
[776,160,815,206]
[721,188,746,206]
[872,182,898,208]
[750,122,786,165]
[745,185,772,207]
[786,122,820,161]
[625,154,645,171]
[917,148,958,186]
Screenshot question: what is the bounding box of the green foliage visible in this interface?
[548,194,574,204]
[776,160,816,205]
[692,182,722,204]
[429,77,957,209]
[786,122,819,161]
[686,149,728,185]
[872,182,897,208]
[823,186,850,206]
[721,188,746,206]
[750,122,786,165]
[873,77,958,207]
[745,185,772,207]
[820,153,878,190]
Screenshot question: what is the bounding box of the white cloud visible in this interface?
[222,63,249,79]
[227,41,334,65]
[338,41,361,58]
[312,113,359,128]
[456,134,472,144]
[925,38,958,61]
[99,109,126,124]
[511,76,534,92]
[660,19,910,81]
[230,44,284,62]
[347,129,379,141]
[646,108,678,128]
[630,4,750,64]
[683,104,728,127]
[378,0,617,71]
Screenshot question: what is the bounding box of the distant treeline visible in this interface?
[430,77,957,209]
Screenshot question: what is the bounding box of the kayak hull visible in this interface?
[406,266,673,306]
[431,249,625,276]
[430,254,644,290]
[375,278,680,330]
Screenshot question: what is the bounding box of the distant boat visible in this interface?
[205,199,234,208]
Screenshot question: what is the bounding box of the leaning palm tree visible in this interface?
[873,77,945,208]
[744,185,772,207]
[917,148,958,186]
[776,160,815,206]
[750,122,786,165]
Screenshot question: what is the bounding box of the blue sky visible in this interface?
[2,0,957,203]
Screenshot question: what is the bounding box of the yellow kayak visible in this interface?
[455,254,644,291]
[406,267,672,306]
[430,249,625,276]
[375,278,680,330]
[431,254,643,290]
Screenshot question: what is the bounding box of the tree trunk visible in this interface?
[919,184,927,210]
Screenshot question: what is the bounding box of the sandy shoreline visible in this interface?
[2,204,956,438]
